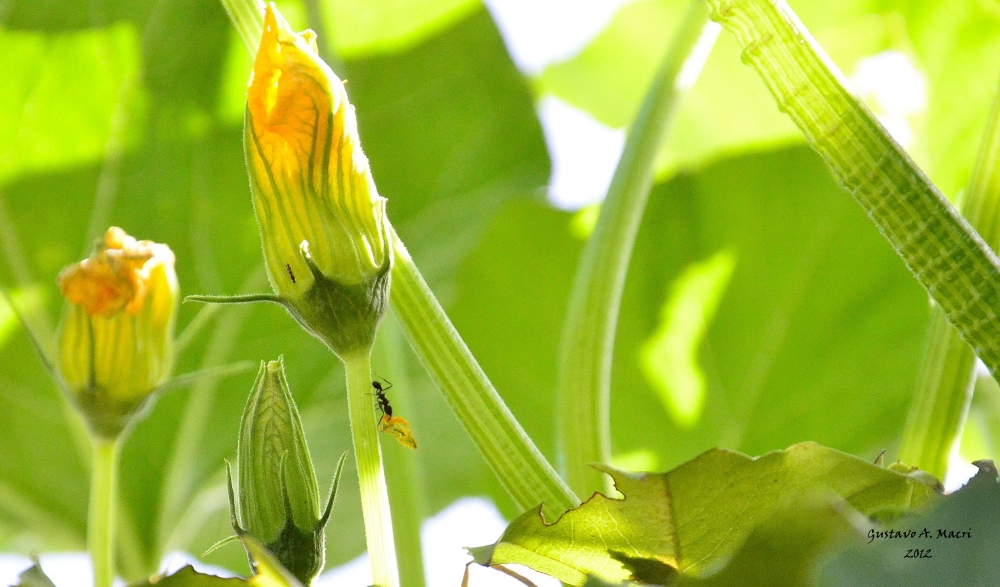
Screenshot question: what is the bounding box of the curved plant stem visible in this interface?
[556,0,715,497]
[900,81,1000,478]
[344,350,400,587]
[389,227,579,517]
[88,437,119,587]
[705,0,1000,380]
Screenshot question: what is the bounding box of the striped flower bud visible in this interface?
[56,227,177,438]
[235,358,334,585]
[245,3,391,356]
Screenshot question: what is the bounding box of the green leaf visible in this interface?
[0,24,143,183]
[819,461,1000,586]
[319,0,480,58]
[12,562,58,587]
[128,566,245,587]
[471,442,939,586]
[674,495,862,587]
[128,536,302,587]
[346,7,551,284]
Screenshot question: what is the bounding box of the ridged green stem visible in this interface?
[705,0,1000,378]
[900,81,1000,478]
[88,437,118,587]
[556,0,714,497]
[373,312,427,587]
[344,351,400,587]
[389,226,579,517]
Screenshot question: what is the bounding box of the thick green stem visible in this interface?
[389,227,579,517]
[88,437,118,587]
[900,80,1000,478]
[344,351,400,587]
[556,0,714,497]
[373,312,427,587]
[705,0,1000,381]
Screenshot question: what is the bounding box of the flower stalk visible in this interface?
[373,313,427,587]
[344,350,399,587]
[88,438,118,587]
[55,227,179,587]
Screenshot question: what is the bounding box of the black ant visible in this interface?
[372,376,394,419]
[285,263,296,283]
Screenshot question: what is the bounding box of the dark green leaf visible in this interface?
[12,562,58,587]
[128,566,244,587]
[819,461,1000,587]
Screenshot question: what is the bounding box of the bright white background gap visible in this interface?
[485,0,631,212]
[0,499,560,587]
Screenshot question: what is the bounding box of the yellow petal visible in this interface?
[245,3,388,295]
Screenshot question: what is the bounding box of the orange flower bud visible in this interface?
[243,3,391,356]
[56,227,178,437]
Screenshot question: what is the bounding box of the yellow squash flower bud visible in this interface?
[56,227,178,438]
[244,3,391,356]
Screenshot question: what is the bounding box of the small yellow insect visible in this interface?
[372,377,417,449]
[378,414,418,450]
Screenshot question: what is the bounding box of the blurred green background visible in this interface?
[2,0,1000,580]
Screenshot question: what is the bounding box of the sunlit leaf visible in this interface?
[128,537,302,587]
[0,24,143,182]
[470,442,939,585]
[320,0,480,58]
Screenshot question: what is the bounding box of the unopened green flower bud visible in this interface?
[245,3,391,356]
[56,227,178,438]
[234,358,336,585]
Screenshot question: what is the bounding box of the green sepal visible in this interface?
[72,386,152,439]
[184,293,287,305]
[263,450,348,585]
[285,243,391,356]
